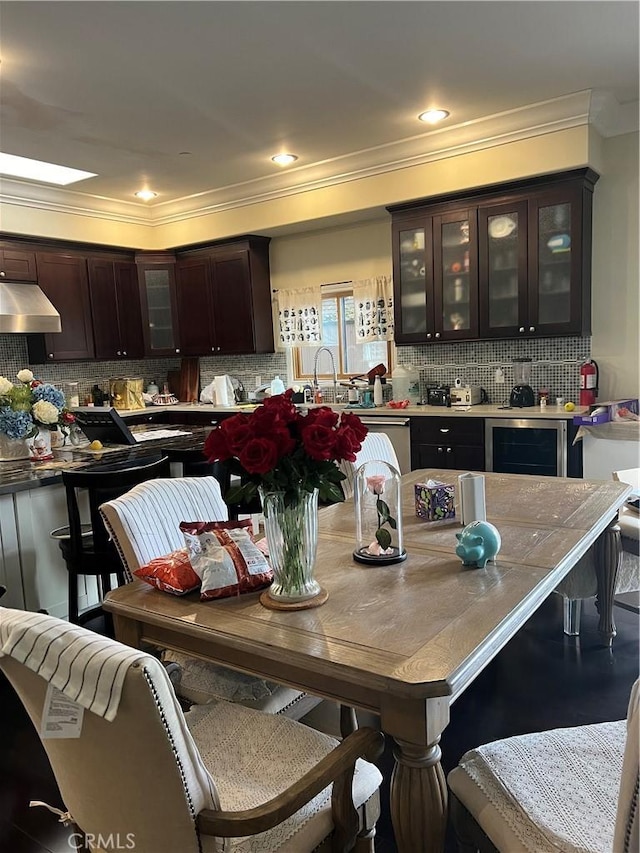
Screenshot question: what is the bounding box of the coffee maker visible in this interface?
[509,358,535,407]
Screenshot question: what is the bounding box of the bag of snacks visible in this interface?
[133,549,201,595]
[180,519,272,600]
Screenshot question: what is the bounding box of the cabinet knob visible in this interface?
[123,351,127,356]
[437,446,444,453]
[176,348,180,354]
[519,327,525,333]
[48,353,54,359]
[435,332,441,339]
[117,351,121,356]
[446,447,452,453]
[0,271,5,277]
[427,333,432,339]
[529,326,535,333]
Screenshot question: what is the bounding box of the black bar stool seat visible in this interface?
[58,453,171,628]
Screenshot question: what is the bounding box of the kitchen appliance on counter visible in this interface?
[426,385,450,407]
[509,358,535,408]
[450,386,485,407]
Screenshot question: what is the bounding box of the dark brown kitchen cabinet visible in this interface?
[478,176,596,338]
[136,254,182,357]
[0,246,37,281]
[87,258,144,359]
[410,417,485,472]
[389,168,598,344]
[27,253,95,362]
[175,236,274,356]
[391,205,479,343]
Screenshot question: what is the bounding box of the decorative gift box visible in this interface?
[415,480,455,521]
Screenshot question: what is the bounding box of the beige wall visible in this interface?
[270,219,392,290]
[591,131,639,400]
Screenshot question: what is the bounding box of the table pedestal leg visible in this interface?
[594,521,622,647]
[391,737,447,853]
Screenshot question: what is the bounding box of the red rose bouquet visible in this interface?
[204,390,368,506]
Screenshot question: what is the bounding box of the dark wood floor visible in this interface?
[1,594,638,853]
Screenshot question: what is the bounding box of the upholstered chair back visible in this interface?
[100,476,228,581]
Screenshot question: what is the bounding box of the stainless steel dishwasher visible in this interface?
[359,416,411,473]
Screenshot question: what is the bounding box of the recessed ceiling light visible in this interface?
[0,152,97,185]
[271,153,298,166]
[135,189,158,201]
[418,109,450,125]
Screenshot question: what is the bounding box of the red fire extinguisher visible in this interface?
[579,358,599,407]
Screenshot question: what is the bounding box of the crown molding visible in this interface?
[2,89,632,231]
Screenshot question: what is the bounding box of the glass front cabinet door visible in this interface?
[136,257,182,357]
[392,217,434,343]
[433,209,478,340]
[528,183,587,336]
[478,201,528,338]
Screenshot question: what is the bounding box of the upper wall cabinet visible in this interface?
[388,168,599,344]
[0,246,37,282]
[175,236,274,356]
[27,253,95,362]
[135,253,182,358]
[88,258,144,359]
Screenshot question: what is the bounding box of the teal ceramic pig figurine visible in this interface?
[455,521,501,568]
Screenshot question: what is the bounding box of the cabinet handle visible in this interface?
[519,327,525,333]
[439,428,450,433]
[446,447,452,453]
[435,332,440,339]
[529,326,535,333]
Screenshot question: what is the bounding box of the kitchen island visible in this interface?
[0,425,210,615]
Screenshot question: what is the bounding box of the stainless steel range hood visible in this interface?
[0,280,61,333]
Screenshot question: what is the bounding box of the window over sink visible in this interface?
[293,285,391,382]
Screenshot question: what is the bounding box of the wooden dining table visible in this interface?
[104,469,631,853]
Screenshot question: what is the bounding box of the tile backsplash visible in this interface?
[396,336,591,405]
[0,333,589,407]
[0,335,287,403]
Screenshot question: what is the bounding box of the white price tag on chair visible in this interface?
[41,683,84,739]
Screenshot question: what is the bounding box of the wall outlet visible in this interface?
[495,368,505,384]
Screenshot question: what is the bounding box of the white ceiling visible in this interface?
[0,1,638,224]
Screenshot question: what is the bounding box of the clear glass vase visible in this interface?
[259,486,321,601]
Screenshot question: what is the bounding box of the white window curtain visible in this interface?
[352,275,394,343]
[275,286,323,348]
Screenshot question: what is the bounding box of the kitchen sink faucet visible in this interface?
[313,346,338,403]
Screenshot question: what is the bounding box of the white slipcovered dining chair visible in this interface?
[0,607,383,853]
[99,476,322,719]
[555,468,640,638]
[447,678,639,853]
[338,433,400,500]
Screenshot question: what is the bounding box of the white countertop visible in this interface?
[115,402,584,420]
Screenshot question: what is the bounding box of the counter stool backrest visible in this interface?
[62,454,172,559]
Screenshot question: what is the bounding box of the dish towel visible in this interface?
[0,607,149,721]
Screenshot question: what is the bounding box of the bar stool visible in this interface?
[56,454,171,626]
